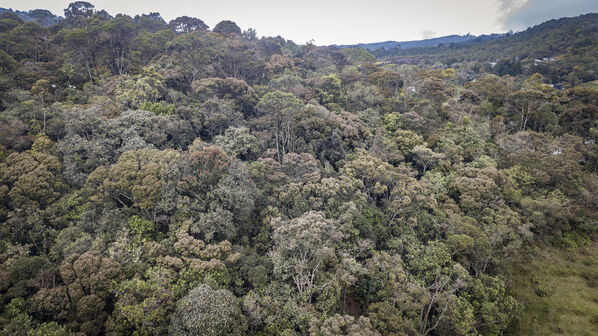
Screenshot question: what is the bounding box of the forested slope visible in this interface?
[374,14,598,86]
[0,2,597,335]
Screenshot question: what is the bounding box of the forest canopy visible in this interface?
[0,3,597,336]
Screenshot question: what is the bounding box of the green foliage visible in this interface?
[128,215,155,245]
[213,20,242,35]
[315,74,345,107]
[0,4,596,336]
[214,127,258,159]
[168,284,247,336]
[270,211,343,299]
[115,66,166,108]
[140,100,175,115]
[342,47,376,65]
[509,243,598,336]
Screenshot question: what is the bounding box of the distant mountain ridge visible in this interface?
[373,13,598,63]
[0,7,61,26]
[335,33,506,50]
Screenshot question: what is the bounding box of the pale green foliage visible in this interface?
[213,126,258,159]
[115,66,166,108]
[140,100,175,115]
[255,91,304,161]
[0,8,595,336]
[347,82,384,110]
[342,47,376,64]
[270,211,343,298]
[0,134,64,210]
[128,215,155,245]
[192,206,235,242]
[411,144,444,173]
[2,298,70,335]
[99,148,179,219]
[168,284,247,336]
[109,267,177,335]
[309,314,380,336]
[315,74,344,108]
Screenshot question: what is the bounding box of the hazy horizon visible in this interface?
[3,0,598,45]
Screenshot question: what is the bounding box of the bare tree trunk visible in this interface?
[275,131,281,162]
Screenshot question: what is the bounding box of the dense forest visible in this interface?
[372,14,598,86]
[0,2,597,335]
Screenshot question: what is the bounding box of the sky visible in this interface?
[3,0,598,45]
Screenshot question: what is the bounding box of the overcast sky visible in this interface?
[3,0,598,45]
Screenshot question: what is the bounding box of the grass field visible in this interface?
[581,80,598,90]
[507,242,598,335]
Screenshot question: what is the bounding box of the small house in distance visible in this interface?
[534,57,557,66]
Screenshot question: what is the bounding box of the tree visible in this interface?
[9,21,47,62]
[507,86,555,132]
[29,9,59,26]
[64,1,95,20]
[168,16,208,34]
[63,28,94,81]
[343,47,376,65]
[465,275,519,336]
[103,16,136,75]
[361,251,423,335]
[163,32,220,86]
[215,37,261,80]
[131,29,175,66]
[346,83,384,111]
[52,251,122,335]
[315,74,345,108]
[494,59,521,76]
[309,314,380,336]
[197,98,243,138]
[2,298,70,335]
[404,242,470,336]
[214,127,258,160]
[330,50,348,73]
[213,20,241,35]
[411,144,444,174]
[254,91,303,162]
[0,135,65,250]
[192,77,259,118]
[265,54,294,80]
[270,211,343,300]
[135,12,167,32]
[115,66,166,108]
[368,70,403,98]
[1,135,64,209]
[99,148,179,221]
[109,266,177,335]
[168,284,247,336]
[31,79,51,131]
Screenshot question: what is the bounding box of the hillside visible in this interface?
[336,33,507,51]
[0,2,597,336]
[377,13,598,59]
[508,242,598,335]
[374,14,598,85]
[336,34,486,50]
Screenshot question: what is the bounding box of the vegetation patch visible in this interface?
[508,243,598,336]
